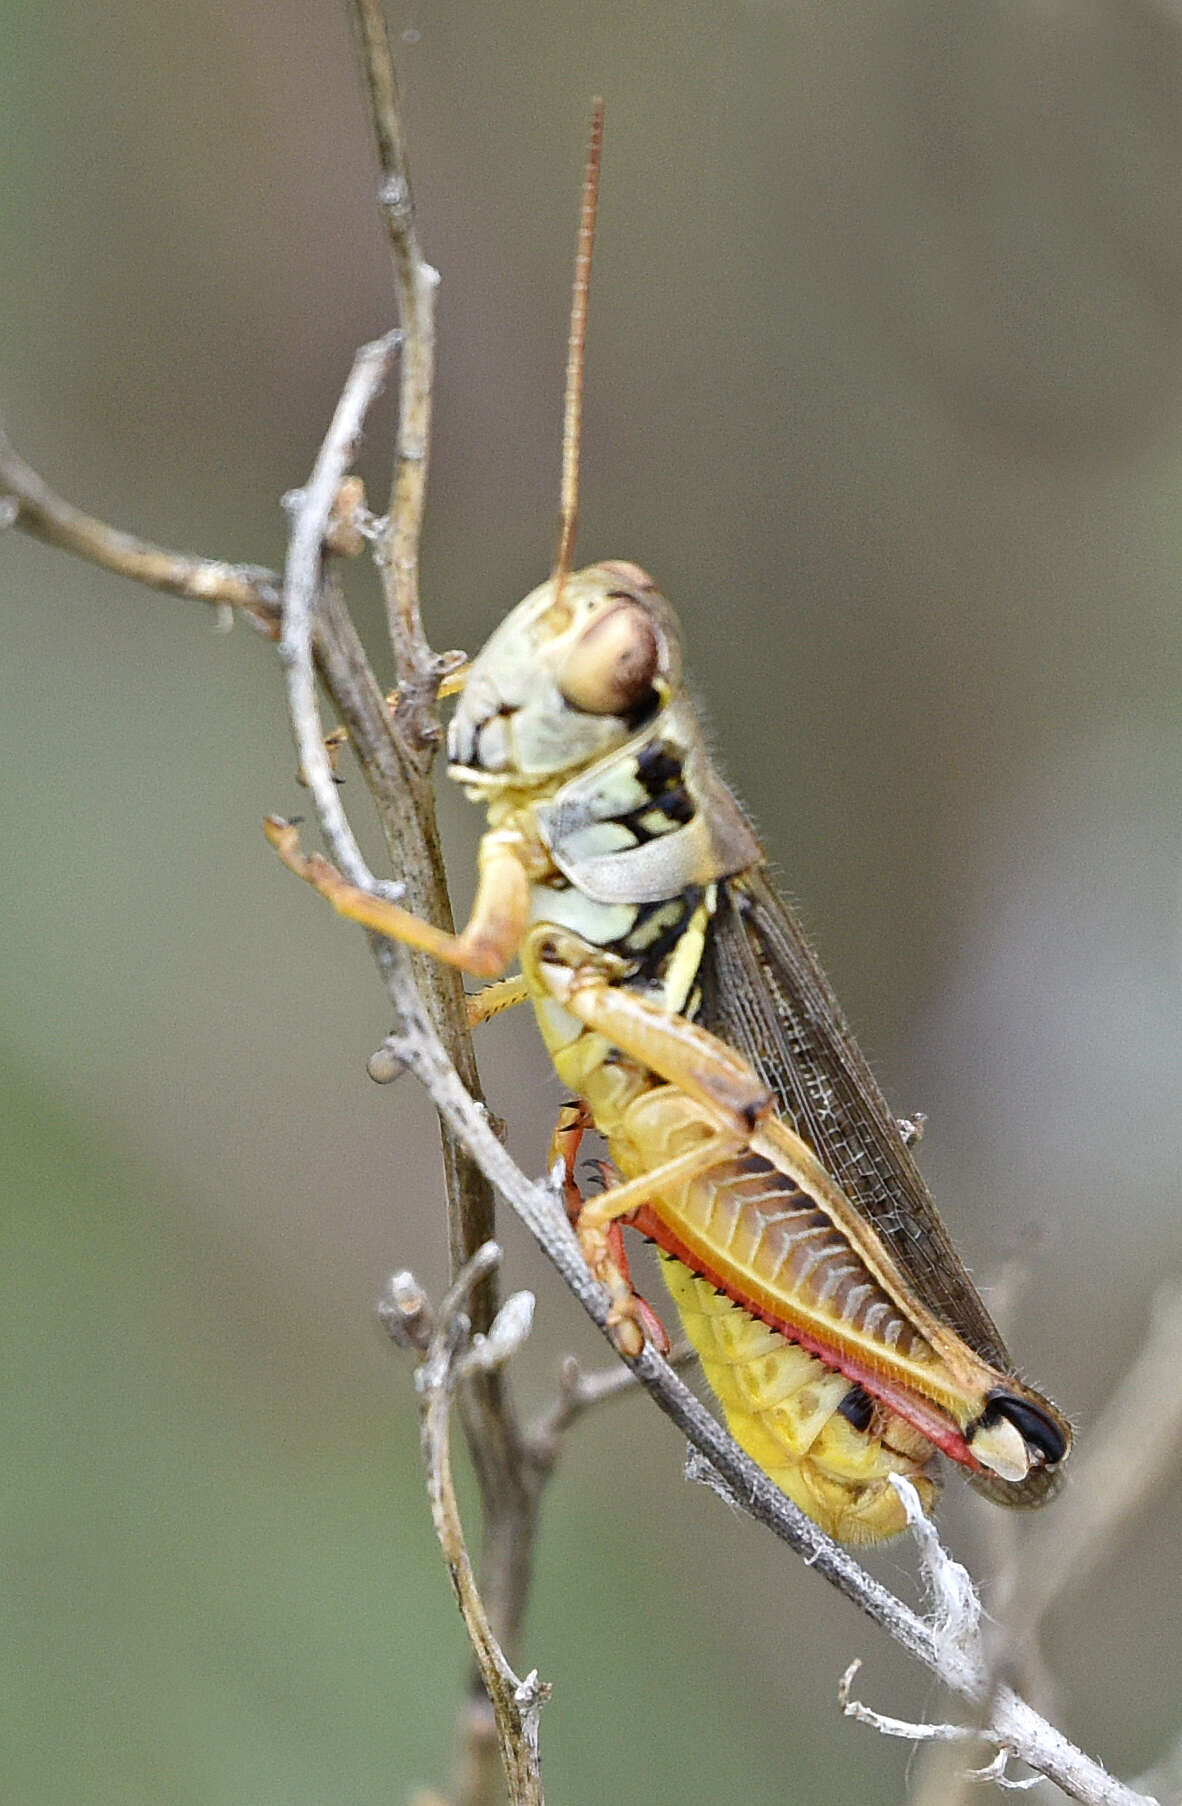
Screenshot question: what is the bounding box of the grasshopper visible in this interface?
[268,103,1069,1543]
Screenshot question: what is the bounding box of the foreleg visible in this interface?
[265,816,530,978]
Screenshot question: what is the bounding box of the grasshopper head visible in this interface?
[447,561,684,791]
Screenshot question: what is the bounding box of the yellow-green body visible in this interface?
[447,565,1066,1542]
[275,561,1069,1543]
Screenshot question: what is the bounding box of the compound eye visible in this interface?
[558,602,659,716]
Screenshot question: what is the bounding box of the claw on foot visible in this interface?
[548,1099,595,1223]
[606,1307,645,1360]
[264,816,341,896]
[578,1222,649,1360]
[263,817,414,942]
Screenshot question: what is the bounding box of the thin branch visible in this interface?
[0,422,281,635]
[340,22,546,1764]
[382,1248,550,1806]
[0,374,528,1799]
[276,322,539,1806]
[921,1293,1182,1806]
[840,1660,982,1746]
[0,250,530,1786]
[278,329,401,880]
[836,1479,1158,1803]
[348,0,437,719]
[526,1344,696,1475]
[913,1290,1182,1806]
[964,1750,1045,1792]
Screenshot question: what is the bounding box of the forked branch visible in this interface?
[381,1247,549,1806]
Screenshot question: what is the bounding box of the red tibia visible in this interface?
[604,1219,672,1355]
[550,1099,594,1225]
[555,1105,674,1355]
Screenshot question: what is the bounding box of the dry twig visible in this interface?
[274,304,534,1802]
[526,1344,696,1476]
[0,423,280,634]
[382,1248,550,1806]
[832,1479,1157,1805]
[348,0,437,725]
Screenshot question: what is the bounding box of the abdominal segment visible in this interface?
[657,1254,937,1543]
[565,1062,995,1536]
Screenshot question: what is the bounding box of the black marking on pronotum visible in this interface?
[613,809,655,847]
[616,783,696,844]
[975,1391,1068,1465]
[836,1384,875,1432]
[635,742,684,794]
[652,783,695,823]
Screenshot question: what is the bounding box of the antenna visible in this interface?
[551,97,604,608]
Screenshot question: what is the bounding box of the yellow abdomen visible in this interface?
[658,1256,936,1543]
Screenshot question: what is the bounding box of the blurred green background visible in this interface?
[3,2,1182,1801]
